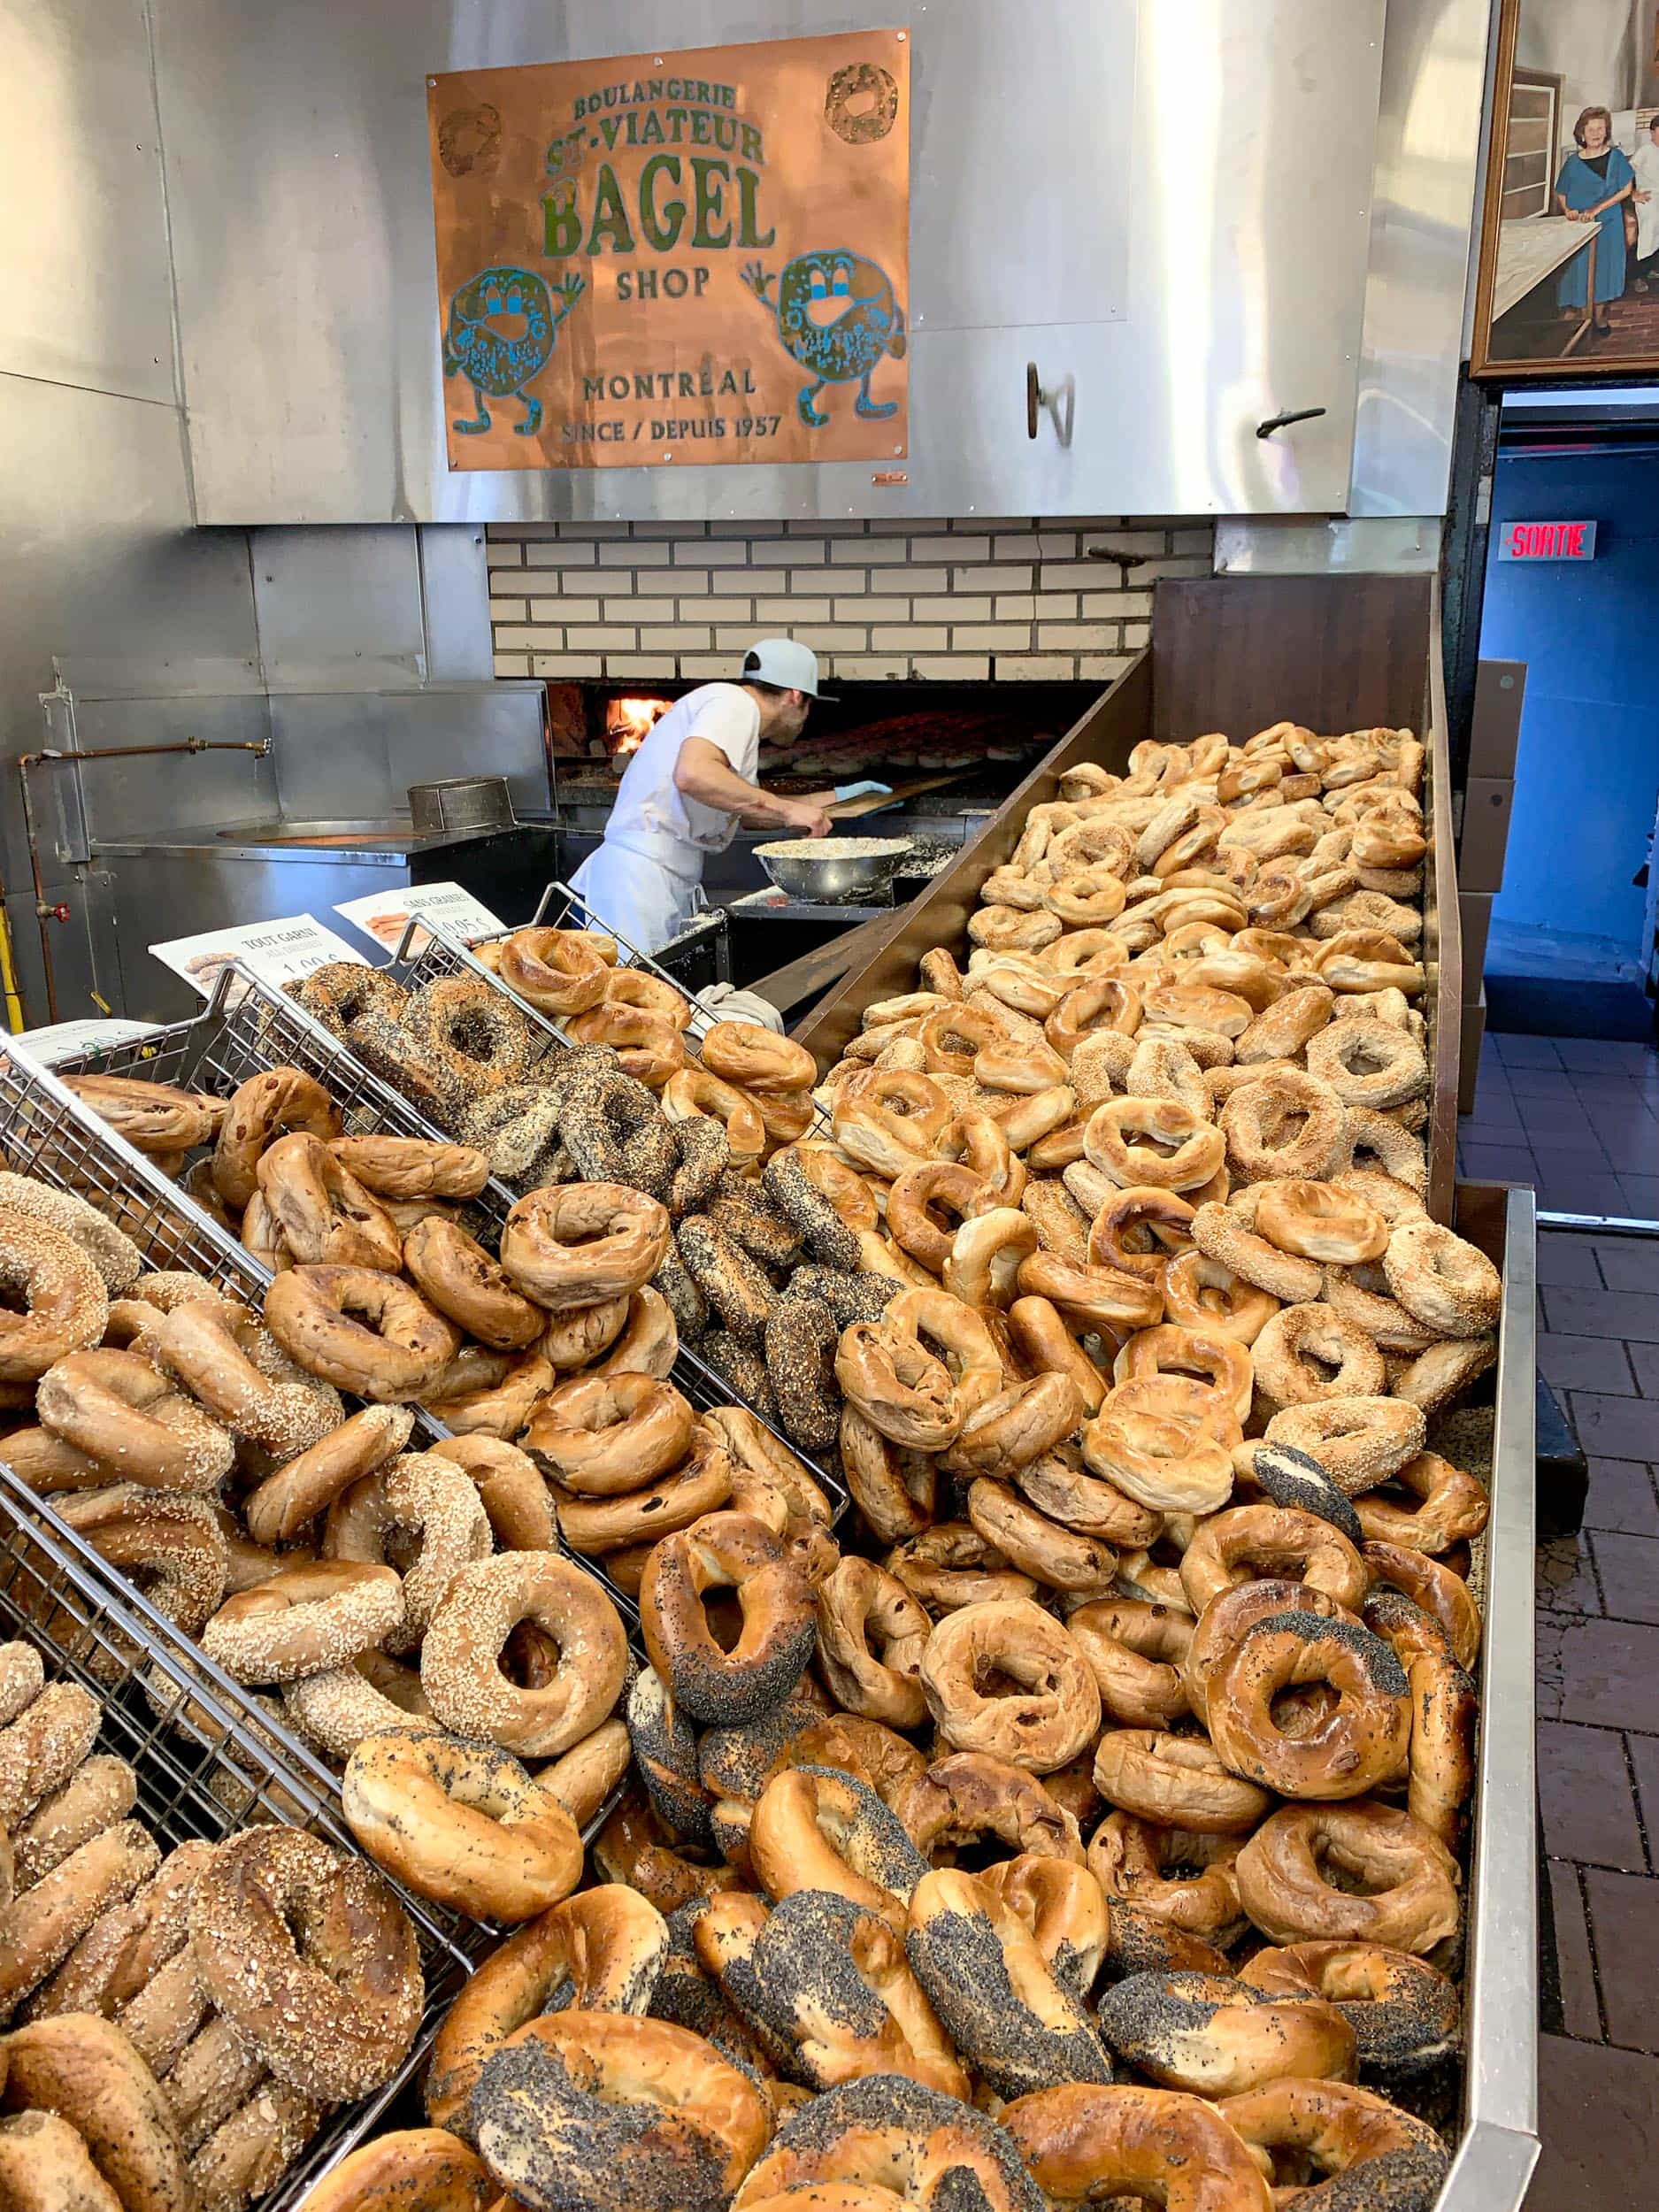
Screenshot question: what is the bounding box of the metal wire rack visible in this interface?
[0,1469,472,2208]
[41,958,479,1145]
[390,883,833,1132]
[3,985,650,1617]
[19,954,848,1525]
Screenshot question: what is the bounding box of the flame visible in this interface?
[606,695,669,762]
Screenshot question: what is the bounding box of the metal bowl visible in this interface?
[753,837,911,903]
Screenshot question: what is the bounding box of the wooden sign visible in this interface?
[428,29,910,472]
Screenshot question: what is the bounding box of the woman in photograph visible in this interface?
[1555,104,1636,336]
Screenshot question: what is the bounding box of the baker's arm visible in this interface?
[674,738,833,835]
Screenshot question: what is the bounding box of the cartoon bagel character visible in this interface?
[741,250,907,428]
[442,265,584,438]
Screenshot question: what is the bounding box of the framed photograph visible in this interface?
[1471,0,1659,377]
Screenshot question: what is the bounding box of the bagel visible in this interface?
[35,1348,234,1494]
[695,1886,965,2100]
[286,2130,494,2212]
[895,1751,1084,1865]
[343,1728,583,1922]
[641,1511,816,1727]
[815,1557,930,1729]
[735,2073,1043,2212]
[1001,2083,1271,2212]
[402,1217,544,1349]
[500,1185,672,1312]
[1218,1070,1349,1184]
[1087,1812,1245,1947]
[1239,1939,1460,2080]
[262,1265,458,1402]
[919,1599,1101,1773]
[525,1374,695,1495]
[191,1827,423,2101]
[470,2011,769,2212]
[1234,1801,1461,1952]
[201,1560,403,1684]
[979,1853,1110,1998]
[1263,1396,1426,1496]
[1084,1099,1225,1194]
[1068,1601,1193,1729]
[322,1450,492,1651]
[1217,2078,1448,2208]
[1382,1219,1502,1338]
[211,1069,341,1210]
[0,2018,191,2212]
[498,927,611,1015]
[1205,1611,1410,1800]
[749,1764,927,1930]
[1096,1969,1355,2098]
[906,1865,1112,2098]
[420,1552,630,1758]
[152,1296,341,1461]
[1093,1730,1271,1836]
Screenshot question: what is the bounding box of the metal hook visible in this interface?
[1256,406,1327,441]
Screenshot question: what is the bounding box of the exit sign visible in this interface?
[1499,519,1598,561]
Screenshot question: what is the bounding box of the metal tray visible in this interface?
[0,1476,473,2209]
[1440,1179,1540,2211]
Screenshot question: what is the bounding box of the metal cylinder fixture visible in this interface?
[407,775,516,836]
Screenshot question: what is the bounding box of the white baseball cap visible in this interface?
[740,637,831,698]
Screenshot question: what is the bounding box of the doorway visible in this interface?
[1478,392,1659,1039]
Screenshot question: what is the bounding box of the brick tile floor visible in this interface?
[1461,1035,1659,2207]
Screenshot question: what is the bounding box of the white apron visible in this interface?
[568,837,703,956]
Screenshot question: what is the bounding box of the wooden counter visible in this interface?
[793,573,1463,1221]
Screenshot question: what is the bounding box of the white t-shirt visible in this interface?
[603,682,761,874]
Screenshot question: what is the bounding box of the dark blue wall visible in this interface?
[1483,446,1659,957]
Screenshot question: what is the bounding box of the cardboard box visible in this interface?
[1459,779,1515,894]
[1458,986,1486,1116]
[1469,660,1526,779]
[1459,892,1494,991]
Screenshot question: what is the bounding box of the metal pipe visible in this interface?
[15,739,272,1027]
[17,758,60,1025]
[1537,1209,1659,1239]
[18,739,271,768]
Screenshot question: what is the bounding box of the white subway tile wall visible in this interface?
[486,518,1214,683]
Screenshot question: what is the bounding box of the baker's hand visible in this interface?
[780,796,833,837]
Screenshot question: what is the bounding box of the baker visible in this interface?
[571,638,851,953]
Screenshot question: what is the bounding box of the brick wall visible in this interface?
[486,517,1214,686]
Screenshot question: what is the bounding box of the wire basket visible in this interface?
[388,881,728,1050]
[0,1467,472,2209]
[37,958,482,1145]
[1,991,649,1617]
[17,958,848,1526]
[390,884,832,1128]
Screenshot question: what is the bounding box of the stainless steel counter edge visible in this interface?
[92,819,541,862]
[1447,1179,1540,2211]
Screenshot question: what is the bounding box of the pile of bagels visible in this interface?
[0,1158,661,1806]
[0,1637,425,2212]
[288,935,824,1175]
[299,962,907,1463]
[0,719,1514,2212]
[282,720,1491,2212]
